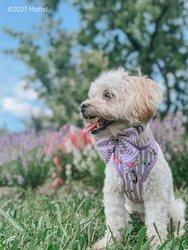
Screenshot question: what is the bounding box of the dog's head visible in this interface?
[80,69,163,138]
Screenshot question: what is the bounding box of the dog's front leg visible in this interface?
[93,161,128,250]
[143,169,170,248]
[144,197,169,248]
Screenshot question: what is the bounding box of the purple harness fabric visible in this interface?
[95,127,158,203]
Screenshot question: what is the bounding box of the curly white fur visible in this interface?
[80,69,185,249]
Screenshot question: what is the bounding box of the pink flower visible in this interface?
[79,131,92,144]
[53,177,63,188]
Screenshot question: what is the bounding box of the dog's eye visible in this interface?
[105,92,111,98]
[103,91,113,99]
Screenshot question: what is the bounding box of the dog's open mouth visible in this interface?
[83,117,114,134]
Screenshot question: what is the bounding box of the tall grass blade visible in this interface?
[153,223,162,243]
[142,236,155,250]
[0,209,27,236]
[158,240,169,250]
[134,227,147,250]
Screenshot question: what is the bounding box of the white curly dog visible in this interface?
[80,69,185,249]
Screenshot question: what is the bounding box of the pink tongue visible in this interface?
[83,123,98,133]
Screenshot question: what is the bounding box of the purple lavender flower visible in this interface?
[0,131,47,166]
[151,111,186,156]
[17,175,25,185]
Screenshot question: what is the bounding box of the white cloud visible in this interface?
[14,80,38,101]
[2,97,40,117]
[0,79,52,120]
[1,97,52,118]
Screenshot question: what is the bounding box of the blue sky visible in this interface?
[0,0,79,132]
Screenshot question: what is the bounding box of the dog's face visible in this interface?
[80,69,163,139]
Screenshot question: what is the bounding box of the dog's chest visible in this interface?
[95,128,158,203]
[115,140,158,203]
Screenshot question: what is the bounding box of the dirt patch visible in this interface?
[36,181,56,195]
[0,186,17,197]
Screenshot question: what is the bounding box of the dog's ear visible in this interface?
[125,76,163,124]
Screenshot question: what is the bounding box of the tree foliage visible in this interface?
[73,0,188,114]
[3,0,188,129]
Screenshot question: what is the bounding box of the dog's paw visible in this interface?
[150,234,168,250]
[92,238,107,250]
[150,238,162,249]
[92,237,113,250]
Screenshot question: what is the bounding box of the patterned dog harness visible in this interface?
[95,126,158,203]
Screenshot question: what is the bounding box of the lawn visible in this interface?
[0,183,188,250]
[0,115,188,249]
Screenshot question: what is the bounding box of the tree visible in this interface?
[73,0,188,114]
[3,0,188,129]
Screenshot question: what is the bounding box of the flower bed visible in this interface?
[0,112,187,189]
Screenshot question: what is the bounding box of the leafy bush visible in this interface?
[170,154,188,188]
[44,124,104,188]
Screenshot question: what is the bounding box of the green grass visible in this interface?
[0,185,188,250]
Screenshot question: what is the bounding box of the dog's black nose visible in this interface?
[80,103,90,113]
